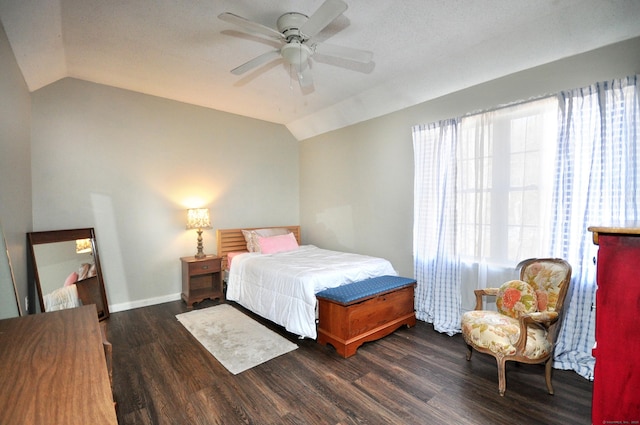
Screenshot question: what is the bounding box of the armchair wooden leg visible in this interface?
[545,358,554,395]
[465,343,473,361]
[497,357,507,396]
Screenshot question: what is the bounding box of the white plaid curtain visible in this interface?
[551,75,640,379]
[412,119,461,335]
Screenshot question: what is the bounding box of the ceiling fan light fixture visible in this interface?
[281,42,311,66]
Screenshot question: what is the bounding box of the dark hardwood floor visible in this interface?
[107,299,593,424]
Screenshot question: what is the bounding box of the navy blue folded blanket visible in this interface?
[316,275,416,305]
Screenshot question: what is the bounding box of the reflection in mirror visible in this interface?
[0,220,21,320]
[28,228,109,320]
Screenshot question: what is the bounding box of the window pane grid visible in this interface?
[456,98,558,263]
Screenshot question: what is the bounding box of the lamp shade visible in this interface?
[186,208,212,230]
[75,238,92,254]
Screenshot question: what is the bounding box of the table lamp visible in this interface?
[186,208,212,259]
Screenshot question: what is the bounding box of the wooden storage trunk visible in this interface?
[317,276,416,358]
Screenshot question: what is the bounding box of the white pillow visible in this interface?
[242,228,291,253]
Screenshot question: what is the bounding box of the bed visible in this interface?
[217,226,398,339]
[42,264,100,311]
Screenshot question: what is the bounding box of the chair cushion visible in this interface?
[496,280,538,318]
[521,261,569,312]
[461,310,552,358]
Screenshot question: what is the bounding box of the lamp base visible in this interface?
[195,229,206,259]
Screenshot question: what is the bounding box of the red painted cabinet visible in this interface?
[589,226,640,425]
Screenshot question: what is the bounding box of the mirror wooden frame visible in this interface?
[27,228,109,320]
[0,220,21,319]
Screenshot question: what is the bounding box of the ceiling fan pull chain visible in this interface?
[289,64,294,90]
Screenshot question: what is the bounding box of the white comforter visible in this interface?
[226,245,397,339]
[43,284,81,311]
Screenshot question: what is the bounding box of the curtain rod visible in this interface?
[460,93,557,119]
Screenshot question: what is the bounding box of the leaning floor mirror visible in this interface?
[27,228,109,320]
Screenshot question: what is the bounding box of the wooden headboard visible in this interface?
[216,226,301,270]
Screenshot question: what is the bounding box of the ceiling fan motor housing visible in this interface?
[277,12,309,41]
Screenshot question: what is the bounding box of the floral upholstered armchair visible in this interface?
[461,258,572,396]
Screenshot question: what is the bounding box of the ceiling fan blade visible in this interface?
[313,42,373,63]
[300,0,347,39]
[218,12,285,41]
[297,66,314,88]
[231,50,281,75]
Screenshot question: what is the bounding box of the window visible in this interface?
[456,99,558,265]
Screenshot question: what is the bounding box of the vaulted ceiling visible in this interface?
[1,0,639,140]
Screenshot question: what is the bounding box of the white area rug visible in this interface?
[176,304,297,375]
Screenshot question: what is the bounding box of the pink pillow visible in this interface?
[64,271,79,287]
[258,232,298,254]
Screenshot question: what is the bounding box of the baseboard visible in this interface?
[109,292,182,313]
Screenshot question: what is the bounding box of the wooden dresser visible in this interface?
[588,224,640,424]
[0,305,118,424]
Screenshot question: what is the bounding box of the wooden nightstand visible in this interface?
[180,255,224,308]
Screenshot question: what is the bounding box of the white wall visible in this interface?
[9,28,640,314]
[300,37,640,278]
[31,79,299,310]
[0,21,32,313]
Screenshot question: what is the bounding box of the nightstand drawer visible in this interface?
[188,259,221,276]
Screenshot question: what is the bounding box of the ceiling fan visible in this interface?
[218,0,373,88]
